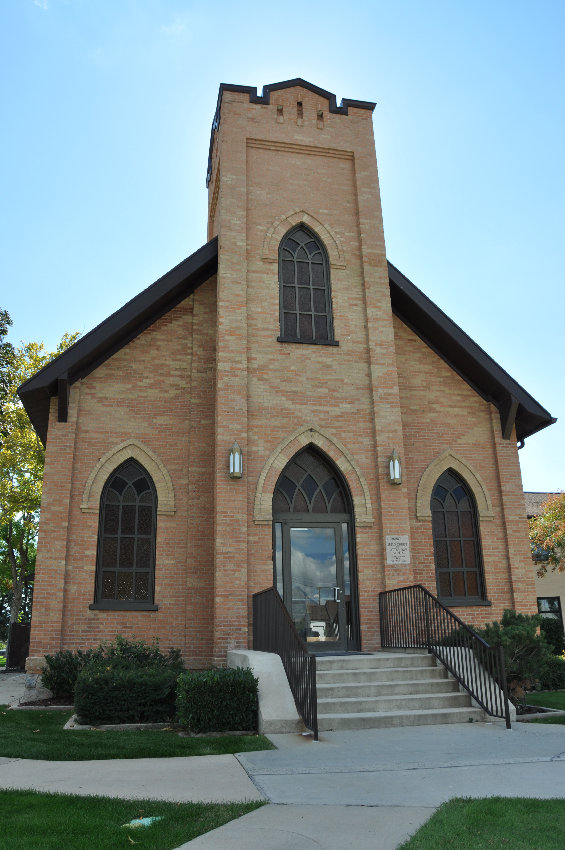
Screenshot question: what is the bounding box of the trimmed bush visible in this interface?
[42,648,104,699]
[540,617,565,656]
[176,667,258,733]
[75,660,178,725]
[102,634,184,671]
[41,636,184,701]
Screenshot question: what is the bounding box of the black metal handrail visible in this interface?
[379,584,511,728]
[253,587,318,740]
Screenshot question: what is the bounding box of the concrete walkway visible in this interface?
[2,671,565,848]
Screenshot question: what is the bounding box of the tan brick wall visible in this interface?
[28,278,217,668]
[394,315,537,628]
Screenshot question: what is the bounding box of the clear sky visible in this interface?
[1,0,563,493]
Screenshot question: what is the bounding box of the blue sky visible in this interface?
[1,0,563,492]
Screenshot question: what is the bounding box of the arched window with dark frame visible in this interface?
[431,469,486,603]
[92,459,158,610]
[278,225,336,345]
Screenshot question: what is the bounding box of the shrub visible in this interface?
[42,648,104,699]
[539,617,565,655]
[41,636,184,700]
[102,634,184,671]
[176,667,258,733]
[539,654,565,691]
[476,609,555,702]
[75,659,179,725]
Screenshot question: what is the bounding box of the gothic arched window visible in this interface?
[431,469,486,603]
[278,226,336,345]
[92,459,157,610]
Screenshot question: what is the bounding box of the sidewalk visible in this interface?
[2,671,565,849]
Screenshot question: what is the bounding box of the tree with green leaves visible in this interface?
[529,492,565,575]
[0,310,78,625]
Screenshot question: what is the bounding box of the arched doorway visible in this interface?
[272,447,360,652]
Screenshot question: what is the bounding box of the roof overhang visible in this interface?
[18,237,218,445]
[387,261,556,444]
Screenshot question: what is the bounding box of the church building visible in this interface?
[19,79,555,675]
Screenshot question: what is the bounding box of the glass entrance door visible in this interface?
[275,521,351,652]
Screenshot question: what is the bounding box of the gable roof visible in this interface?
[18,238,555,447]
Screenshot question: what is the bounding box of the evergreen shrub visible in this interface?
[176,667,258,733]
[539,654,565,691]
[42,648,104,699]
[42,636,184,701]
[539,617,565,656]
[476,609,556,701]
[74,659,178,724]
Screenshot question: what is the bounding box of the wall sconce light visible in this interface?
[389,449,402,485]
[229,442,243,479]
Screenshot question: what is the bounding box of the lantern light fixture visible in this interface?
[229,442,243,479]
[389,449,402,485]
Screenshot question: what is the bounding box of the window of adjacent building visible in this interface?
[278,226,336,345]
[92,459,157,610]
[431,469,486,603]
[538,596,563,628]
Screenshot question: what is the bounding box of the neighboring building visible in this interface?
[526,492,564,629]
[19,79,555,674]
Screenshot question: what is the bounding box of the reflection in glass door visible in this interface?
[274,521,352,651]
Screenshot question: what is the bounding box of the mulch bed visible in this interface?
[18,697,73,707]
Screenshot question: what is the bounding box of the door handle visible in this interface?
[333,586,341,603]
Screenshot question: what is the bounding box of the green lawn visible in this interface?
[399,797,565,849]
[525,690,565,724]
[526,690,565,710]
[0,705,274,760]
[0,789,264,850]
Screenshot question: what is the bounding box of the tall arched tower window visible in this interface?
[431,469,486,603]
[278,226,335,344]
[92,459,157,609]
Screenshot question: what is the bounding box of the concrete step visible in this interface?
[317,706,484,731]
[312,651,486,730]
[317,665,448,684]
[316,678,459,699]
[317,691,472,714]
[316,653,434,671]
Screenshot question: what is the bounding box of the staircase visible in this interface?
[316,651,484,731]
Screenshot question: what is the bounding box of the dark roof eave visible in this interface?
[387,260,556,442]
[18,237,219,446]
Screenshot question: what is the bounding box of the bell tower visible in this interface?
[207,80,413,659]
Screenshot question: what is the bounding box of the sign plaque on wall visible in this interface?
[386,535,410,565]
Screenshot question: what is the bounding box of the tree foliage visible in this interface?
[529,492,565,575]
[0,311,78,625]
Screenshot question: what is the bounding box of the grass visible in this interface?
[0,705,274,760]
[524,690,565,724]
[399,797,565,850]
[0,789,264,850]
[526,690,565,710]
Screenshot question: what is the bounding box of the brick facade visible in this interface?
[25,81,544,672]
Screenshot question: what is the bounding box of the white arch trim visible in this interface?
[416,450,493,521]
[253,424,373,526]
[81,439,176,516]
[261,209,346,269]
